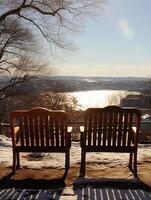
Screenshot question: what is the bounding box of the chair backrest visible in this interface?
[83,106,141,148]
[11,107,69,148]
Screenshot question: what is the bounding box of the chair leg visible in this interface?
[80,149,86,177]
[13,150,16,172]
[129,152,133,171]
[65,149,70,171]
[16,152,20,169]
[133,152,137,177]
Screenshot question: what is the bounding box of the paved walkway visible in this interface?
[0,187,151,200]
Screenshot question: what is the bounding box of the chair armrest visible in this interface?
[132,126,140,145]
[67,126,72,147]
[80,126,85,147]
[12,126,20,145]
[80,126,84,133]
[132,127,136,133]
[67,126,72,133]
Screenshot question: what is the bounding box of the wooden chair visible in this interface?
[10,107,71,172]
[80,106,141,177]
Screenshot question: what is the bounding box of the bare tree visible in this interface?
[0,0,103,52]
[0,0,103,86]
[0,17,50,100]
[36,92,78,111]
[0,0,103,121]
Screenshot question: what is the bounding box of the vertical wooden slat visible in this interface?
[93,112,97,146]
[58,118,61,147]
[39,116,44,147]
[108,112,113,146]
[88,113,92,147]
[24,115,29,147]
[127,113,133,146]
[45,115,49,147]
[98,112,102,146]
[50,116,54,147]
[18,116,24,147]
[85,115,89,146]
[122,112,128,146]
[112,112,118,146]
[83,114,88,147]
[103,112,107,146]
[59,118,61,147]
[32,116,36,146]
[60,116,65,147]
[55,116,59,147]
[117,112,123,147]
[29,116,34,147]
[34,116,39,147]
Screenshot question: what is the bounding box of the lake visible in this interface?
[68,90,139,110]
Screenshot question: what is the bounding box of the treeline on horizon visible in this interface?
[0,75,150,96]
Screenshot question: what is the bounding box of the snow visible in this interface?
[0,135,151,199]
[0,135,151,170]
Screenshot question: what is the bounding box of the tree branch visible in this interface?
[0,0,27,22]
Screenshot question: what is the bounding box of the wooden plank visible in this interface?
[29,116,34,147]
[117,112,123,147]
[98,112,102,146]
[127,113,133,146]
[102,112,107,147]
[18,116,24,147]
[55,117,59,147]
[93,112,97,146]
[108,112,113,146]
[122,112,128,146]
[24,115,29,147]
[34,116,39,147]
[50,116,54,147]
[60,117,65,147]
[39,115,44,147]
[112,112,118,146]
[45,115,49,147]
[87,113,92,147]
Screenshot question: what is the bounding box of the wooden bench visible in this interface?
[80,106,141,177]
[10,107,71,172]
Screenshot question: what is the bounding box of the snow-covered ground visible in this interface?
[0,135,151,170]
[1,135,151,200]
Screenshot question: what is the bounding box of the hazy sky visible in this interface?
[55,0,151,77]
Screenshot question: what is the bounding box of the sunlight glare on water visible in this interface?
[69,90,138,110]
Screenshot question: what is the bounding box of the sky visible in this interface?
[55,0,151,77]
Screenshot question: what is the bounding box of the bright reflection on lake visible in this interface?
[68,90,139,110]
